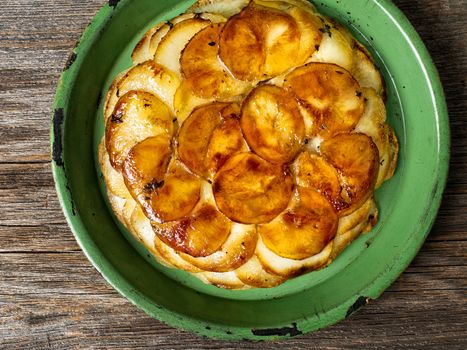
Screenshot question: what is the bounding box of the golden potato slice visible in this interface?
[105,90,173,170]
[199,271,247,289]
[154,18,210,75]
[284,63,365,138]
[259,187,338,260]
[104,61,181,119]
[219,3,301,81]
[292,151,341,208]
[320,133,379,216]
[178,102,247,179]
[180,223,257,272]
[309,21,354,71]
[149,160,202,223]
[352,41,384,96]
[132,22,165,64]
[153,204,231,257]
[122,135,172,218]
[213,153,293,224]
[181,23,253,99]
[235,255,285,288]
[241,85,305,164]
[256,236,332,277]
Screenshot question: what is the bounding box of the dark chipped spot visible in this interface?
[205,326,211,330]
[208,41,216,46]
[226,330,232,335]
[64,52,77,71]
[53,108,65,167]
[346,296,369,318]
[108,0,121,8]
[252,322,302,337]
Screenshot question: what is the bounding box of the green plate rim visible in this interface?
[51,0,450,340]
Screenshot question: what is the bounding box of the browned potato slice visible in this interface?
[292,151,341,208]
[178,102,247,178]
[213,153,293,224]
[149,160,202,223]
[105,91,173,170]
[284,63,365,138]
[180,223,257,272]
[154,18,210,75]
[181,23,253,99]
[104,61,180,120]
[122,135,172,218]
[153,204,231,257]
[241,85,305,164]
[320,133,379,216]
[259,187,338,260]
[219,3,300,81]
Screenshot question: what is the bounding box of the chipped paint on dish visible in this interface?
[51,0,449,340]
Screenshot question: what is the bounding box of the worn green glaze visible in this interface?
[51,0,449,340]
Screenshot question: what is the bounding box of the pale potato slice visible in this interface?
[337,197,377,235]
[352,41,384,96]
[105,90,173,170]
[180,223,257,272]
[189,0,249,17]
[320,133,379,217]
[181,23,253,99]
[241,85,305,164]
[149,160,202,223]
[154,236,203,273]
[235,255,285,288]
[331,197,378,259]
[284,63,365,139]
[213,153,293,224]
[122,135,172,219]
[199,271,248,289]
[256,237,333,277]
[154,18,211,76]
[132,22,165,64]
[153,203,231,257]
[98,139,132,199]
[309,20,354,72]
[105,61,181,117]
[292,151,341,209]
[219,3,301,81]
[178,102,246,178]
[259,187,338,260]
[149,24,171,58]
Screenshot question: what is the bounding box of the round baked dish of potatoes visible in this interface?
[99,0,399,289]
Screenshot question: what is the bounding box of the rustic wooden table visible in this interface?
[1,0,466,348]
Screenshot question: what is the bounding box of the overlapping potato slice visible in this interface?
[309,20,354,72]
[284,63,365,138]
[105,90,173,170]
[354,88,399,187]
[181,23,253,99]
[320,133,379,216]
[189,0,250,17]
[292,151,341,207]
[235,255,285,288]
[199,271,247,289]
[154,18,211,75]
[98,140,132,199]
[104,61,180,119]
[178,102,247,179]
[259,187,338,260]
[180,222,257,272]
[122,135,172,218]
[153,203,231,258]
[219,3,302,81]
[351,41,384,96]
[241,85,305,164]
[149,160,202,223]
[132,22,165,64]
[213,152,293,224]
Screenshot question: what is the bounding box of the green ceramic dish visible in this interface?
[51,0,449,340]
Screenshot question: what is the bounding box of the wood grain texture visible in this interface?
[0,0,466,348]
